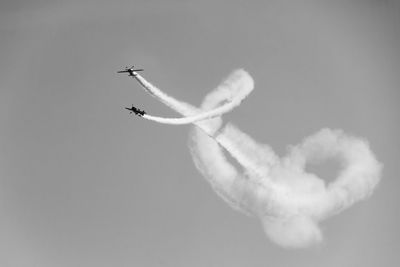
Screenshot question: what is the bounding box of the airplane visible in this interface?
[125,105,146,117]
[117,66,144,76]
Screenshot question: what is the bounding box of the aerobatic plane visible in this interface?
[125,105,146,117]
[117,66,144,76]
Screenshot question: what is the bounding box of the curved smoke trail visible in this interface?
[140,95,245,125]
[133,69,253,125]
[133,70,253,125]
[132,70,273,174]
[128,70,382,248]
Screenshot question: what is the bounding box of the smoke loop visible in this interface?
[129,69,382,248]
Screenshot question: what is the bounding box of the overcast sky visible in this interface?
[0,0,399,266]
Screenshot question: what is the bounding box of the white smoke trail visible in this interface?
[129,70,382,248]
[140,95,247,125]
[133,70,274,175]
[133,70,253,125]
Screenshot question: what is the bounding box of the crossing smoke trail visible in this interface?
[134,70,253,126]
[130,70,382,248]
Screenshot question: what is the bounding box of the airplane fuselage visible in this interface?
[117,67,144,77]
[125,107,146,116]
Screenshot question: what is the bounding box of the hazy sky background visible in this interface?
[0,0,399,266]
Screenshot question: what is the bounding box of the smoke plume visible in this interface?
[129,70,382,248]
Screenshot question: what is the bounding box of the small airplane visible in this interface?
[117,66,144,76]
[125,105,146,117]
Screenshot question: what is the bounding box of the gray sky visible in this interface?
[0,0,399,266]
